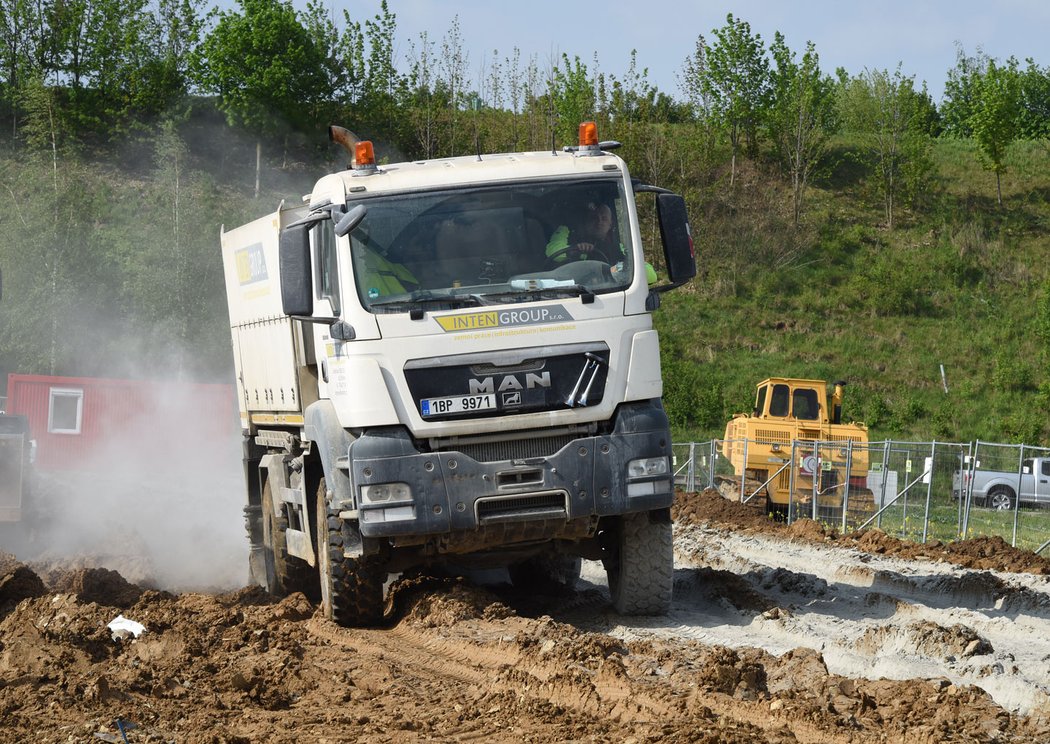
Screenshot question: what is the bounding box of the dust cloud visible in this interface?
[3,372,250,594]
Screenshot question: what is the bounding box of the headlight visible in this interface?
[627,457,669,478]
[360,482,412,504]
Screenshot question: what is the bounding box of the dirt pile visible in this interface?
[1,552,1048,743]
[674,488,1050,574]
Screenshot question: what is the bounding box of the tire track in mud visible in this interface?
[306,599,694,729]
[604,523,1050,717]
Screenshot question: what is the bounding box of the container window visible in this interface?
[48,388,83,434]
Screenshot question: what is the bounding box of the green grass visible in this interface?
[872,499,1050,552]
[660,135,1050,448]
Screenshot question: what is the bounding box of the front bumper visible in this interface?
[347,401,673,539]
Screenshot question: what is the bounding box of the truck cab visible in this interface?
[221,123,696,625]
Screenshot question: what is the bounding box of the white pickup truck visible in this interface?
[954,457,1050,510]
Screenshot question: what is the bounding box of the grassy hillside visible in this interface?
[660,137,1050,446]
[1,129,1047,449]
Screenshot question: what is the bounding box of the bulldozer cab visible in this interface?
[754,378,830,424]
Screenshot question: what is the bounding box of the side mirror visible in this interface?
[334,204,367,237]
[656,193,696,287]
[279,223,313,316]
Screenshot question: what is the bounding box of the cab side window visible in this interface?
[792,388,819,420]
[769,384,789,416]
[314,219,340,313]
[755,385,768,416]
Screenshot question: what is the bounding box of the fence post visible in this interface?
[811,441,819,521]
[740,437,749,502]
[878,440,890,530]
[1013,444,1025,548]
[687,441,696,493]
[922,440,935,543]
[709,440,716,490]
[841,439,853,534]
[963,440,981,537]
[788,440,797,524]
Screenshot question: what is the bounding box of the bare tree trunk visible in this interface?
[255,140,261,199]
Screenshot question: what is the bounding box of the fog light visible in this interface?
[627,457,669,478]
[627,479,671,497]
[360,505,417,523]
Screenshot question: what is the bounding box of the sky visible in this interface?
[321,0,1050,104]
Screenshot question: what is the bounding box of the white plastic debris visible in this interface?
[107,615,146,641]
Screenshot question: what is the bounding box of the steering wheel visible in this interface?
[544,244,612,269]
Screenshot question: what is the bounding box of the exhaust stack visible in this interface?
[329,125,361,167]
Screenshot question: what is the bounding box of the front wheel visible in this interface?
[986,487,1015,511]
[315,480,386,627]
[606,511,673,616]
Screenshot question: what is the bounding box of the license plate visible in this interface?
[420,393,496,417]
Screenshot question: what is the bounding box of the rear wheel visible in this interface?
[262,479,312,596]
[315,480,386,626]
[986,487,1015,511]
[606,511,673,616]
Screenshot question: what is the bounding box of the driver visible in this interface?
[545,201,617,263]
[545,201,658,283]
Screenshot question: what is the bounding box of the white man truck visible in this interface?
[220,122,696,626]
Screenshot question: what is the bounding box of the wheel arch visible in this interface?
[304,399,357,513]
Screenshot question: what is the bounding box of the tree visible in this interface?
[767,33,838,225]
[405,30,439,158]
[970,58,1021,207]
[1018,58,1050,140]
[197,0,330,196]
[693,13,770,186]
[839,66,933,230]
[550,53,594,146]
[0,0,54,135]
[438,15,467,156]
[679,34,718,163]
[941,44,988,138]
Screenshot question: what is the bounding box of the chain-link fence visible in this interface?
[674,439,1050,552]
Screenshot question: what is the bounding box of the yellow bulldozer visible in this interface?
[720,378,875,522]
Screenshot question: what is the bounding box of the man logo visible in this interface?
[468,372,551,394]
[502,391,522,407]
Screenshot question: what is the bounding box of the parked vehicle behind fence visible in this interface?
[953,457,1050,510]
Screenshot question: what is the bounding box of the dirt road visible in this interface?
[2,489,1049,742]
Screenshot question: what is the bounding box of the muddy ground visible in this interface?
[3,488,1050,743]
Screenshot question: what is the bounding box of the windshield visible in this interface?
[345,178,634,312]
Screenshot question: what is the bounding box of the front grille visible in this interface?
[476,492,567,525]
[442,434,577,463]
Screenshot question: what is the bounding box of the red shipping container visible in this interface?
[5,374,238,472]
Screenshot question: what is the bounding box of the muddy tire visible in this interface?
[262,479,312,596]
[607,511,673,616]
[509,554,582,591]
[316,480,385,627]
[986,486,1015,511]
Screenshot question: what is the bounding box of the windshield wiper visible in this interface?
[369,292,484,312]
[480,284,596,304]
